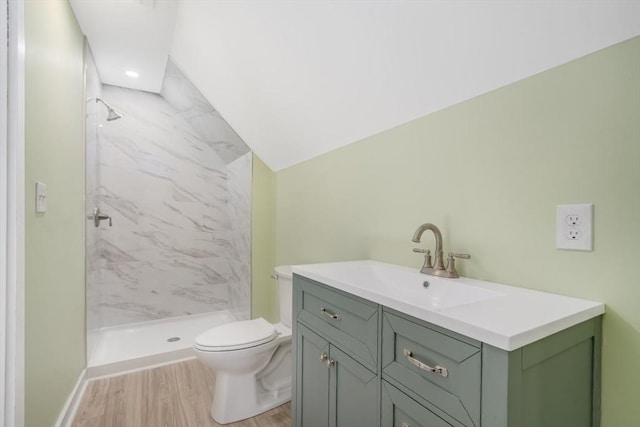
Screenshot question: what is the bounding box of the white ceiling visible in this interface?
[70,1,640,171]
[70,0,177,93]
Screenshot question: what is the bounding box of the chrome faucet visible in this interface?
[412,223,470,278]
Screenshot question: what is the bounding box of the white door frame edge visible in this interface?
[2,1,26,426]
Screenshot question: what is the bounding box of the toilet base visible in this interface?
[210,370,291,424]
[195,322,293,425]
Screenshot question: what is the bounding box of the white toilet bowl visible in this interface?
[194,266,293,424]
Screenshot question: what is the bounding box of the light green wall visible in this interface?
[276,36,640,426]
[252,154,277,322]
[24,1,86,426]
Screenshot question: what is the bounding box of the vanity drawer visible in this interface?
[381,380,459,427]
[382,310,481,427]
[295,275,379,370]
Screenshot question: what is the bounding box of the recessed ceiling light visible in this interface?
[125,70,139,78]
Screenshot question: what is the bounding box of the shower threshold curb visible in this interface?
[87,352,196,380]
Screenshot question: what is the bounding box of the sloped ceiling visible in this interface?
[71,1,640,171]
[70,0,178,93]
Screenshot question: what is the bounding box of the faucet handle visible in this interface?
[413,248,433,270]
[446,252,470,278]
[450,252,470,260]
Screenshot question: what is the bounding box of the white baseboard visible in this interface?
[55,369,87,427]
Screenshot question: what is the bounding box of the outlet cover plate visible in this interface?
[556,203,593,251]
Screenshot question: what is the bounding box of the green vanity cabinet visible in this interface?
[296,323,331,427]
[294,276,381,427]
[382,309,481,427]
[381,380,458,427]
[295,275,379,370]
[296,323,379,427]
[292,274,602,427]
[480,318,601,427]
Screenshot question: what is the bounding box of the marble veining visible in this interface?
[86,70,252,330]
[226,153,252,320]
[161,59,250,164]
[85,47,103,338]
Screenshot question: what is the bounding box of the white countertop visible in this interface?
[292,260,604,351]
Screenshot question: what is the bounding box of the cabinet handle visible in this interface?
[403,348,448,378]
[320,352,335,368]
[320,307,340,320]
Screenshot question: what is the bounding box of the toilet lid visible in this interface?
[194,317,279,351]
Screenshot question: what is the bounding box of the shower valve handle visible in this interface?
[89,207,113,227]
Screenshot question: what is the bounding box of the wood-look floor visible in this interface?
[72,359,291,427]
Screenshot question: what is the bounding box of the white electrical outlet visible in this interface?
[556,204,593,251]
[566,215,582,226]
[567,229,582,240]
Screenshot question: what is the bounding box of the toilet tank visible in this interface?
[275,265,293,328]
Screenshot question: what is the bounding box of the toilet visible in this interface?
[193,266,293,424]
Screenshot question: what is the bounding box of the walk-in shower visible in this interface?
[84,47,252,377]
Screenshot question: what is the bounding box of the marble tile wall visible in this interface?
[86,62,252,330]
[85,46,102,353]
[226,153,252,320]
[160,59,250,164]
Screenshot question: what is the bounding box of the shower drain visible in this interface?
[167,337,181,342]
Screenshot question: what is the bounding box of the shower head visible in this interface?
[106,108,123,121]
[96,97,124,121]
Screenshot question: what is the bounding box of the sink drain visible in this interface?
[167,337,181,342]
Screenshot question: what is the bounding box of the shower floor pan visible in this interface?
[87,310,235,378]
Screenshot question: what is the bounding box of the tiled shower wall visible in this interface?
[85,47,102,334]
[86,57,251,332]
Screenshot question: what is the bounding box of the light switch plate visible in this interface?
[556,204,593,251]
[35,182,47,213]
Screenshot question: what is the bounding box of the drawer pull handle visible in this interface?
[320,352,335,368]
[320,307,340,320]
[403,348,449,378]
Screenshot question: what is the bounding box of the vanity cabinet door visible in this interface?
[329,345,379,427]
[381,380,455,427]
[296,324,330,427]
[294,276,381,427]
[296,324,379,427]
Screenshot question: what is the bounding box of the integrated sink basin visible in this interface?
[293,260,503,310]
[292,260,605,350]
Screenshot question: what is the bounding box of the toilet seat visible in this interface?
[195,317,279,352]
